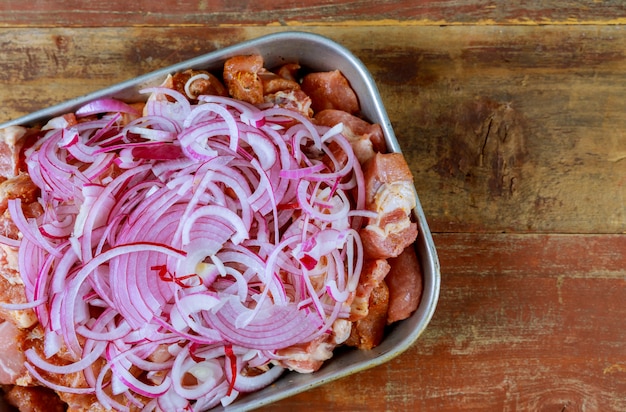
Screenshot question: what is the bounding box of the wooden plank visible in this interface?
[0,0,625,27]
[1,26,625,234]
[259,233,626,411]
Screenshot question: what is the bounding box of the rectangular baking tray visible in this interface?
[0,31,440,411]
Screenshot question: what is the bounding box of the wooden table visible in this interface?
[2,1,625,410]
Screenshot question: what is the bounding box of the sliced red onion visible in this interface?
[0,298,46,311]
[184,73,210,99]
[8,199,62,257]
[9,84,373,409]
[76,317,132,342]
[206,297,321,350]
[25,340,106,375]
[325,279,350,303]
[171,345,225,400]
[75,98,141,117]
[279,161,325,179]
[157,387,191,412]
[112,362,172,398]
[141,87,191,127]
[25,362,95,395]
[0,234,20,248]
[233,365,284,393]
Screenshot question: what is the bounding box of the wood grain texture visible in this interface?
[1,4,625,410]
[262,233,626,411]
[1,0,626,26]
[0,27,249,120]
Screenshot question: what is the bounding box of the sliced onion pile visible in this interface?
[5,86,370,410]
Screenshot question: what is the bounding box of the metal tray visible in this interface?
[0,31,440,411]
